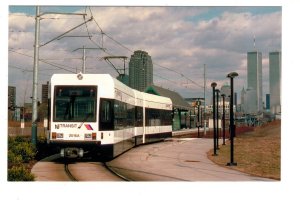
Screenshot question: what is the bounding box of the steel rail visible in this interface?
[64,163,78,181]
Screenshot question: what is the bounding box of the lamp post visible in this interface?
[211,82,217,156]
[197,98,200,138]
[221,94,226,145]
[226,72,238,166]
[215,89,220,150]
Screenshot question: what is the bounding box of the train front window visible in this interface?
[54,86,97,122]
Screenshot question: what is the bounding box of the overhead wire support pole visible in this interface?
[204,64,207,136]
[73,47,106,73]
[31,8,91,146]
[83,46,86,73]
[31,6,40,147]
[103,56,128,76]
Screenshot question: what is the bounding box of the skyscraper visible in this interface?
[247,51,263,113]
[8,86,16,109]
[41,82,49,104]
[266,94,270,110]
[129,50,153,91]
[269,51,281,114]
[220,83,230,102]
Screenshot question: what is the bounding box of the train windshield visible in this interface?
[54,86,97,122]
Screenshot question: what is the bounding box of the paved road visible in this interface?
[106,138,274,181]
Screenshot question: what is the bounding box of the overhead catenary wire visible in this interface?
[9,49,77,73]
[87,7,203,90]
[10,6,203,92]
[10,65,52,77]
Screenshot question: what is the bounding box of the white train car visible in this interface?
[48,73,172,159]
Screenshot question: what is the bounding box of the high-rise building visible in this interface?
[240,87,246,112]
[8,86,16,120]
[129,50,153,91]
[41,82,49,104]
[8,86,16,109]
[247,51,263,113]
[220,84,230,102]
[269,51,281,114]
[245,87,257,114]
[234,92,237,106]
[266,94,270,110]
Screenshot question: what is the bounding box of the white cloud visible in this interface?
[8,6,281,105]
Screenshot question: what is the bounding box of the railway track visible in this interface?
[31,154,126,181]
[64,162,78,181]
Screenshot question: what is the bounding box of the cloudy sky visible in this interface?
[8,5,281,106]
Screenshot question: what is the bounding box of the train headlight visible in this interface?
[92,132,97,140]
[52,132,57,139]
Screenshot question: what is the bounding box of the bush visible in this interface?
[13,142,36,163]
[8,165,35,181]
[7,135,55,181]
[8,136,37,181]
[9,142,36,163]
[8,150,23,168]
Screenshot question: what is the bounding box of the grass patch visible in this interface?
[208,120,281,180]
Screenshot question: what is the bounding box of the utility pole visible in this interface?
[204,64,207,135]
[73,47,106,73]
[83,46,86,73]
[31,7,91,146]
[32,6,40,146]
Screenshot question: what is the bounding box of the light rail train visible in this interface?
[48,73,173,159]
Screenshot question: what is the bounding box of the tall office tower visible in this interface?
[220,84,230,102]
[240,87,246,110]
[234,92,237,106]
[8,86,16,109]
[247,51,263,113]
[41,82,49,104]
[129,50,153,91]
[266,94,270,110]
[269,51,281,114]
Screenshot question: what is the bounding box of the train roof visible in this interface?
[50,73,172,105]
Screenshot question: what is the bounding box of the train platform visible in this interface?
[106,138,273,181]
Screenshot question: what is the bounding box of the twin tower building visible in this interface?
[127,49,281,115]
[242,51,281,115]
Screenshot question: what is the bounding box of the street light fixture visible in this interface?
[226,72,238,166]
[197,98,201,138]
[211,82,217,156]
[215,89,220,150]
[221,93,226,145]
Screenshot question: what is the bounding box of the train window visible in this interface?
[146,108,161,126]
[114,100,127,130]
[145,108,172,126]
[127,104,135,127]
[100,99,114,131]
[53,86,96,122]
[135,106,143,127]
